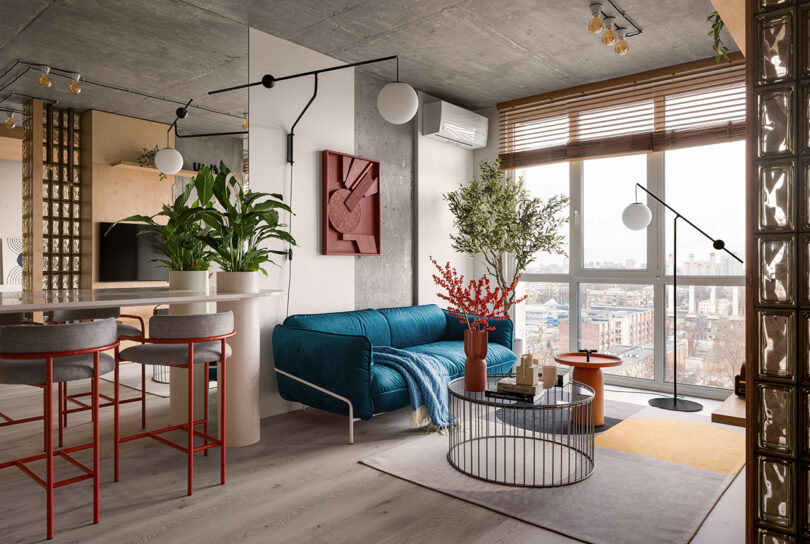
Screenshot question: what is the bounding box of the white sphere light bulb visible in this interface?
[154,147,184,175]
[622,202,652,230]
[377,82,418,124]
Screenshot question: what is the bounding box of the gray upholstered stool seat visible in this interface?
[119,342,231,365]
[0,353,115,384]
[116,323,143,338]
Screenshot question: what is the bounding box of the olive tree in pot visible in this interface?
[194,162,296,294]
[444,158,569,356]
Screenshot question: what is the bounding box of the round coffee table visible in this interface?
[447,374,595,487]
[553,352,621,426]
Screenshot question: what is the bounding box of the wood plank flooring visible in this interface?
[0,379,744,544]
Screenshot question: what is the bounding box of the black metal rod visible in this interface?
[602,0,643,37]
[635,183,743,263]
[673,215,679,399]
[208,55,398,95]
[175,126,248,139]
[287,75,319,164]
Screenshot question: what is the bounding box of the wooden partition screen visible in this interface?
[747,0,810,542]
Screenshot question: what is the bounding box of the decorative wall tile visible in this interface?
[759,0,792,10]
[759,161,795,230]
[759,236,796,305]
[759,455,795,529]
[759,86,795,157]
[757,383,795,454]
[760,311,795,379]
[758,11,794,84]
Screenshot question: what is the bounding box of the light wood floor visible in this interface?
[0,379,744,544]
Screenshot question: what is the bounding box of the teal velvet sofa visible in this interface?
[272,304,515,442]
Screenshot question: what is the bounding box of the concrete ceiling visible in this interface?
[197,0,739,110]
[0,0,735,132]
[0,0,248,134]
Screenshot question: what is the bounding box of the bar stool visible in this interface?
[116,312,234,495]
[0,313,45,437]
[46,308,146,445]
[0,319,118,539]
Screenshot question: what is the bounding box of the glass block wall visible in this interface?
[42,104,81,290]
[752,0,810,540]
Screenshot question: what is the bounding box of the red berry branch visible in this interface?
[430,257,527,331]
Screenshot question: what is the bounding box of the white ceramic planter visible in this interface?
[216,271,261,447]
[168,270,210,424]
[512,337,525,358]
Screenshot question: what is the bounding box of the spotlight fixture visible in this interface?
[614,28,629,55]
[4,113,15,129]
[601,17,617,46]
[242,117,248,130]
[38,66,53,88]
[588,3,605,34]
[68,73,82,95]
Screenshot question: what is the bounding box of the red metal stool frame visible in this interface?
[0,339,119,539]
[54,315,146,447]
[116,330,234,495]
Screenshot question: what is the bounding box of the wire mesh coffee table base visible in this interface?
[447,374,595,487]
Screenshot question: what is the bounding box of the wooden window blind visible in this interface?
[497,53,746,170]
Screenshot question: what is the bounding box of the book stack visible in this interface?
[485,377,544,403]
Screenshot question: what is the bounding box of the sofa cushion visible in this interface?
[377,304,446,348]
[405,341,516,378]
[283,309,391,347]
[370,340,517,414]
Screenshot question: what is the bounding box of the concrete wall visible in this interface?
[414,92,475,306]
[175,135,243,175]
[354,71,415,309]
[249,28,355,417]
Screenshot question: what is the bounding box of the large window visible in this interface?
[517,141,745,395]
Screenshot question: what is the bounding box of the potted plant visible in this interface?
[431,257,524,392]
[136,145,167,181]
[444,158,568,355]
[109,175,214,294]
[195,161,295,295]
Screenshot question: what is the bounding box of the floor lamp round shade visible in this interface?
[622,202,652,230]
[155,147,184,175]
[377,82,418,124]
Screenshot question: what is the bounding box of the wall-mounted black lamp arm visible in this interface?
[634,183,743,264]
[208,55,398,96]
[287,74,318,164]
[166,97,248,139]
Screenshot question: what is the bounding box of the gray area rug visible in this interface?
[361,402,738,544]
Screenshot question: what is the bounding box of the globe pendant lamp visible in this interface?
[622,201,652,230]
[377,81,418,124]
[155,147,183,175]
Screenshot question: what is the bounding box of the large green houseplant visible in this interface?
[108,178,213,272]
[194,162,295,276]
[444,158,568,304]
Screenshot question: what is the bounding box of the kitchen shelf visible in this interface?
[110,160,197,178]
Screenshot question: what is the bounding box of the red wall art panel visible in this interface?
[322,150,381,255]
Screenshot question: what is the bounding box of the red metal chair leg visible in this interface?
[45,359,54,540]
[204,363,209,457]
[220,339,226,485]
[114,348,120,482]
[187,347,194,496]
[62,382,68,428]
[141,364,146,429]
[92,353,100,524]
[57,382,63,448]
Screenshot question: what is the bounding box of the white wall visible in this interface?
[249,28,355,417]
[415,93,475,305]
[0,159,21,290]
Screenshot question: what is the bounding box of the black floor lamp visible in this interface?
[622,183,743,412]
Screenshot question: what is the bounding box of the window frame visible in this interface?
[515,145,744,399]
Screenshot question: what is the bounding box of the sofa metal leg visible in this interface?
[274,368,356,444]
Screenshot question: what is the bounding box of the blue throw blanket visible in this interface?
[373,346,450,429]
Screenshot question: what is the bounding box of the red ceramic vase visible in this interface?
[463,329,488,392]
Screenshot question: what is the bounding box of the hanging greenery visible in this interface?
[707,11,730,63]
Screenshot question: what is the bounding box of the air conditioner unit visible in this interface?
[421,100,488,150]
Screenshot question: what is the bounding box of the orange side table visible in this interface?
[553,352,622,426]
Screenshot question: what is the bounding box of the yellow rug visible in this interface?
[594,417,745,474]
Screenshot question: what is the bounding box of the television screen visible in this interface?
[98,222,169,282]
